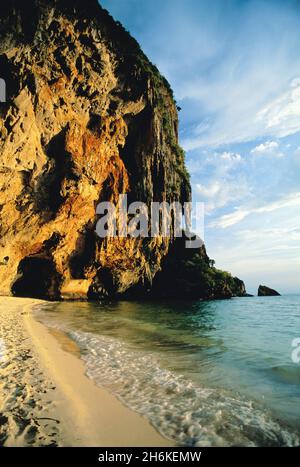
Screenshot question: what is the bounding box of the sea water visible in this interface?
[33,295,300,446]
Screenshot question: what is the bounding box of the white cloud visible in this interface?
[190,150,246,213]
[188,151,242,175]
[220,152,242,161]
[182,78,300,150]
[250,141,279,155]
[236,227,300,244]
[195,178,249,214]
[210,192,300,228]
[210,208,249,228]
[256,79,300,137]
[196,181,221,198]
[205,205,300,293]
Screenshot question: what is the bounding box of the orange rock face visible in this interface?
[0,0,190,299]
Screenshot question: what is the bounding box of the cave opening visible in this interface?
[69,228,97,279]
[11,256,61,300]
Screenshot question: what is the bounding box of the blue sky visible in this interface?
[100,0,300,293]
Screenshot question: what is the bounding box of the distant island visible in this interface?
[258,285,281,296]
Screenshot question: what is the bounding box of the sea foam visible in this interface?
[67,329,299,447]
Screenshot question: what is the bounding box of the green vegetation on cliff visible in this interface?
[151,236,246,299]
[0,0,245,301]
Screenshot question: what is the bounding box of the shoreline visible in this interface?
[0,297,173,447]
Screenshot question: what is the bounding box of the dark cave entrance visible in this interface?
[11,256,61,300]
[69,229,97,280]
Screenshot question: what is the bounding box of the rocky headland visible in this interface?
[0,0,246,301]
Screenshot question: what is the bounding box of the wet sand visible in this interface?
[0,297,173,447]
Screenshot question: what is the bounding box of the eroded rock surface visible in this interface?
[0,0,192,299]
[0,0,245,300]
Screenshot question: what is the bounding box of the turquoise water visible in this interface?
[34,295,300,446]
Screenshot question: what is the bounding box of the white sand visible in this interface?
[0,297,173,447]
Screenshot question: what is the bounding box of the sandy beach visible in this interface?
[0,297,173,447]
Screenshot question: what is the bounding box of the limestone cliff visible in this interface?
[0,0,245,300]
